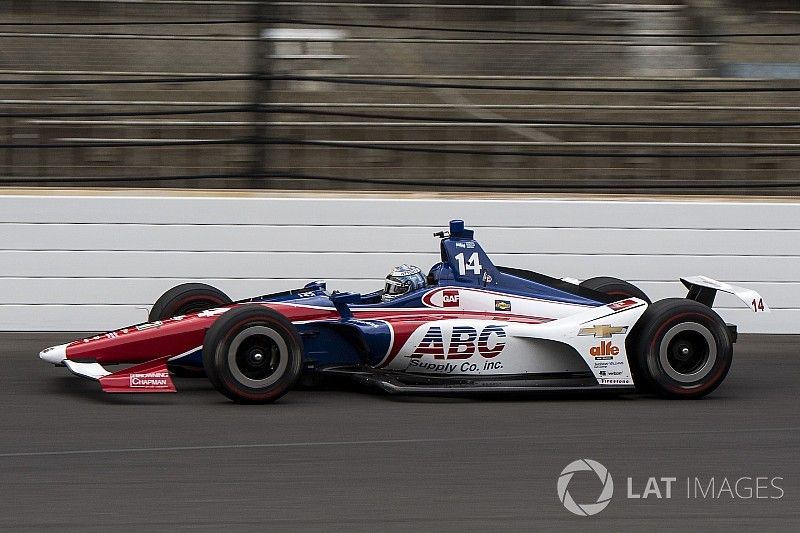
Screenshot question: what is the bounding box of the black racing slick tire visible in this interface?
[150,283,233,378]
[630,298,733,399]
[580,276,651,304]
[202,305,303,404]
[149,283,232,322]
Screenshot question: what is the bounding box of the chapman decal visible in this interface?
[129,371,170,388]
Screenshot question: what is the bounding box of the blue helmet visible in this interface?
[382,264,426,302]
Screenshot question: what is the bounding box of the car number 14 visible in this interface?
[455,252,482,275]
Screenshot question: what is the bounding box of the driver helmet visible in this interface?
[382,264,426,302]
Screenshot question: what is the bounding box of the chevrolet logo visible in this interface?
[578,324,628,338]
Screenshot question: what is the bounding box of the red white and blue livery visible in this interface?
[39,220,768,402]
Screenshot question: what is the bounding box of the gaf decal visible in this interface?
[579,324,627,338]
[421,288,465,308]
[410,325,506,360]
[442,290,460,307]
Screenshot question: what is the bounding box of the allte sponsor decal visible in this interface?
[129,371,170,388]
[442,290,460,307]
[590,341,619,359]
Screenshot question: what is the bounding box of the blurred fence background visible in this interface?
[1,0,800,193]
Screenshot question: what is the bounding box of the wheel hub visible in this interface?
[659,322,718,383]
[227,326,289,387]
[236,339,279,380]
[671,341,694,362]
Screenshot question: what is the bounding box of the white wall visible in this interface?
[0,192,797,333]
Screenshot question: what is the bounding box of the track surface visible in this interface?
[1,333,798,532]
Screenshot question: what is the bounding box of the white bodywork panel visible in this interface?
[421,286,594,320]
[386,286,649,386]
[681,275,770,313]
[506,299,648,386]
[64,360,111,380]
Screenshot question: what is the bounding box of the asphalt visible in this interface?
[1,333,798,532]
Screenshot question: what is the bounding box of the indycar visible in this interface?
[39,220,768,402]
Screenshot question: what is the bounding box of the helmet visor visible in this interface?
[384,278,409,296]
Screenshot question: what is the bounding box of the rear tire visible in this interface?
[202,306,303,403]
[580,276,651,304]
[149,283,232,377]
[631,298,733,399]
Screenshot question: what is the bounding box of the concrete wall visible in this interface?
[0,191,796,332]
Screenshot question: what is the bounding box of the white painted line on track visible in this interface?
[1,427,798,458]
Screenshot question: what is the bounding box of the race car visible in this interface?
[39,219,768,402]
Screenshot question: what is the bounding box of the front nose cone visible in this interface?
[39,344,68,365]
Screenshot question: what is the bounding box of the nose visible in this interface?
[39,344,68,364]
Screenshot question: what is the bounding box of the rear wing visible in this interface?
[681,276,769,314]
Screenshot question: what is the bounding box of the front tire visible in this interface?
[150,283,233,378]
[631,298,733,399]
[149,283,232,322]
[202,306,303,403]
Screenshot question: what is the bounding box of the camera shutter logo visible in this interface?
[557,459,614,516]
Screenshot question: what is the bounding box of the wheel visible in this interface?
[149,283,232,322]
[580,276,651,304]
[202,305,303,403]
[149,283,232,378]
[630,298,733,399]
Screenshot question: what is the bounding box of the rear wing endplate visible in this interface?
[681,276,769,313]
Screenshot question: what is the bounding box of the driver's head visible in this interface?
[382,264,426,302]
